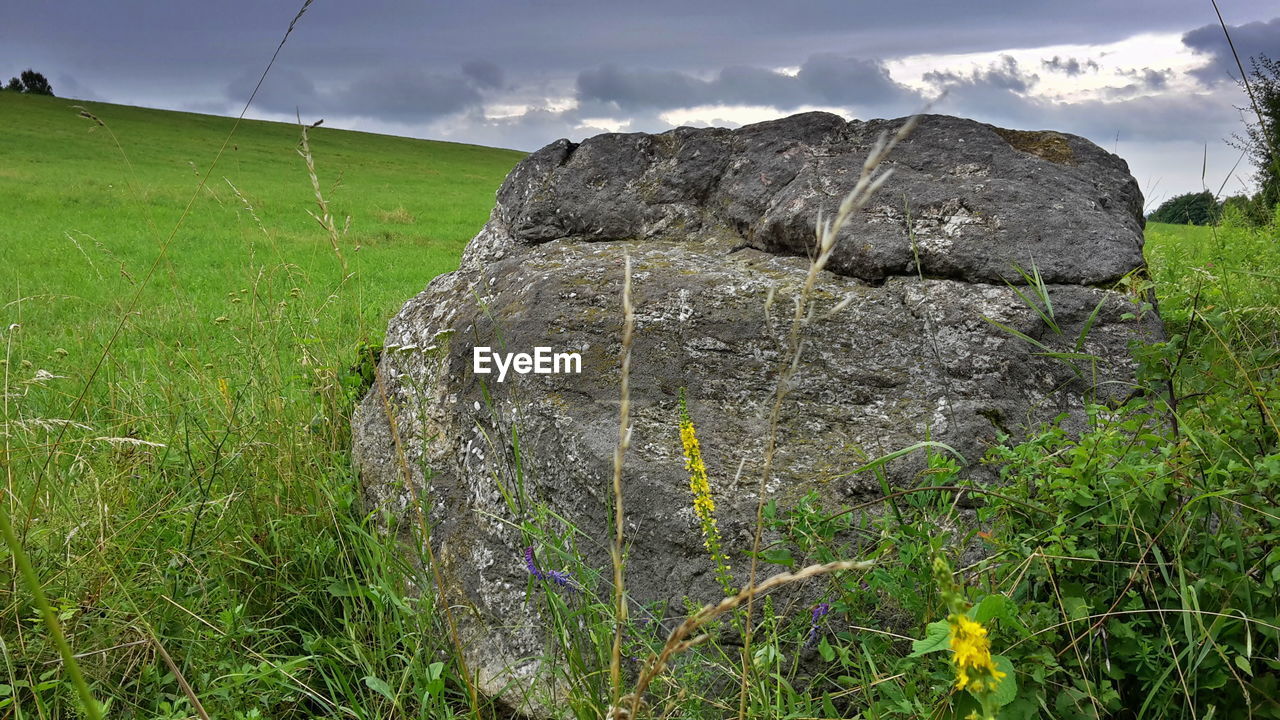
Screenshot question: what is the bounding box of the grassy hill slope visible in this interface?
[0,91,524,342]
[0,92,527,716]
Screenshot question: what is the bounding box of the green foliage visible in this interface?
[718,220,1279,719]
[1148,190,1221,225]
[971,220,1280,718]
[3,68,54,95]
[1233,54,1280,212]
[1220,193,1274,227]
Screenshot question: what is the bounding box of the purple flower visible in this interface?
[524,546,576,592]
[524,546,545,580]
[805,602,831,648]
[812,602,831,623]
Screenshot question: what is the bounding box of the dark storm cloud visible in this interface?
[462,60,504,90]
[5,0,1275,105]
[335,69,482,120]
[576,54,918,111]
[459,42,1234,155]
[222,64,488,121]
[283,1,1274,75]
[1182,16,1280,84]
[931,74,1237,145]
[1141,68,1173,89]
[225,67,320,115]
[576,65,706,110]
[1051,91,1239,144]
[430,105,629,153]
[914,53,1237,146]
[1041,56,1100,75]
[797,54,917,105]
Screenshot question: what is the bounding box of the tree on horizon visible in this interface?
[3,68,54,96]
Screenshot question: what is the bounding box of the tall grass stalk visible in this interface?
[609,253,636,709]
[298,118,350,273]
[737,115,919,719]
[1211,0,1278,165]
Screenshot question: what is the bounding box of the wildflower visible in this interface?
[947,614,1006,692]
[930,556,1011,720]
[677,390,734,594]
[524,546,542,578]
[805,602,831,648]
[524,546,576,591]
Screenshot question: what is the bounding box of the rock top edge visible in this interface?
[484,111,1145,287]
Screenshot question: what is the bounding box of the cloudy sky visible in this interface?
[5,1,1280,207]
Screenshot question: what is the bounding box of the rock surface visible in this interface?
[351,112,1162,712]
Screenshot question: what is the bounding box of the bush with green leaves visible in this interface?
[1147,191,1221,226]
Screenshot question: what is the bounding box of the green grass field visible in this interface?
[2,90,1278,719]
[1,91,523,349]
[1,91,525,718]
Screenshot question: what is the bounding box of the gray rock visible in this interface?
[351,111,1162,713]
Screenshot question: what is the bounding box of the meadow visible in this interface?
[1,89,1278,719]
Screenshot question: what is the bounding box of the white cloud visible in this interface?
[887,33,1209,102]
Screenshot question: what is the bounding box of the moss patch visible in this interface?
[993,128,1076,165]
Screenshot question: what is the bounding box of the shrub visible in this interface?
[1148,191,1220,225]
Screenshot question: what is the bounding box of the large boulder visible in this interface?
[351,112,1162,711]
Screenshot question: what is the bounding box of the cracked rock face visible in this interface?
[351,112,1162,713]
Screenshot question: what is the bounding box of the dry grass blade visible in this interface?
[610,253,636,707]
[297,119,349,273]
[738,114,918,718]
[225,177,270,238]
[150,631,212,720]
[609,558,870,712]
[94,436,167,448]
[615,558,873,720]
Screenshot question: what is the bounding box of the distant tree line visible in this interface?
[2,69,53,96]
[1145,191,1270,226]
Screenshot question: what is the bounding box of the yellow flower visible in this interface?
[680,419,719,542]
[682,424,715,518]
[678,391,734,593]
[948,615,1007,692]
